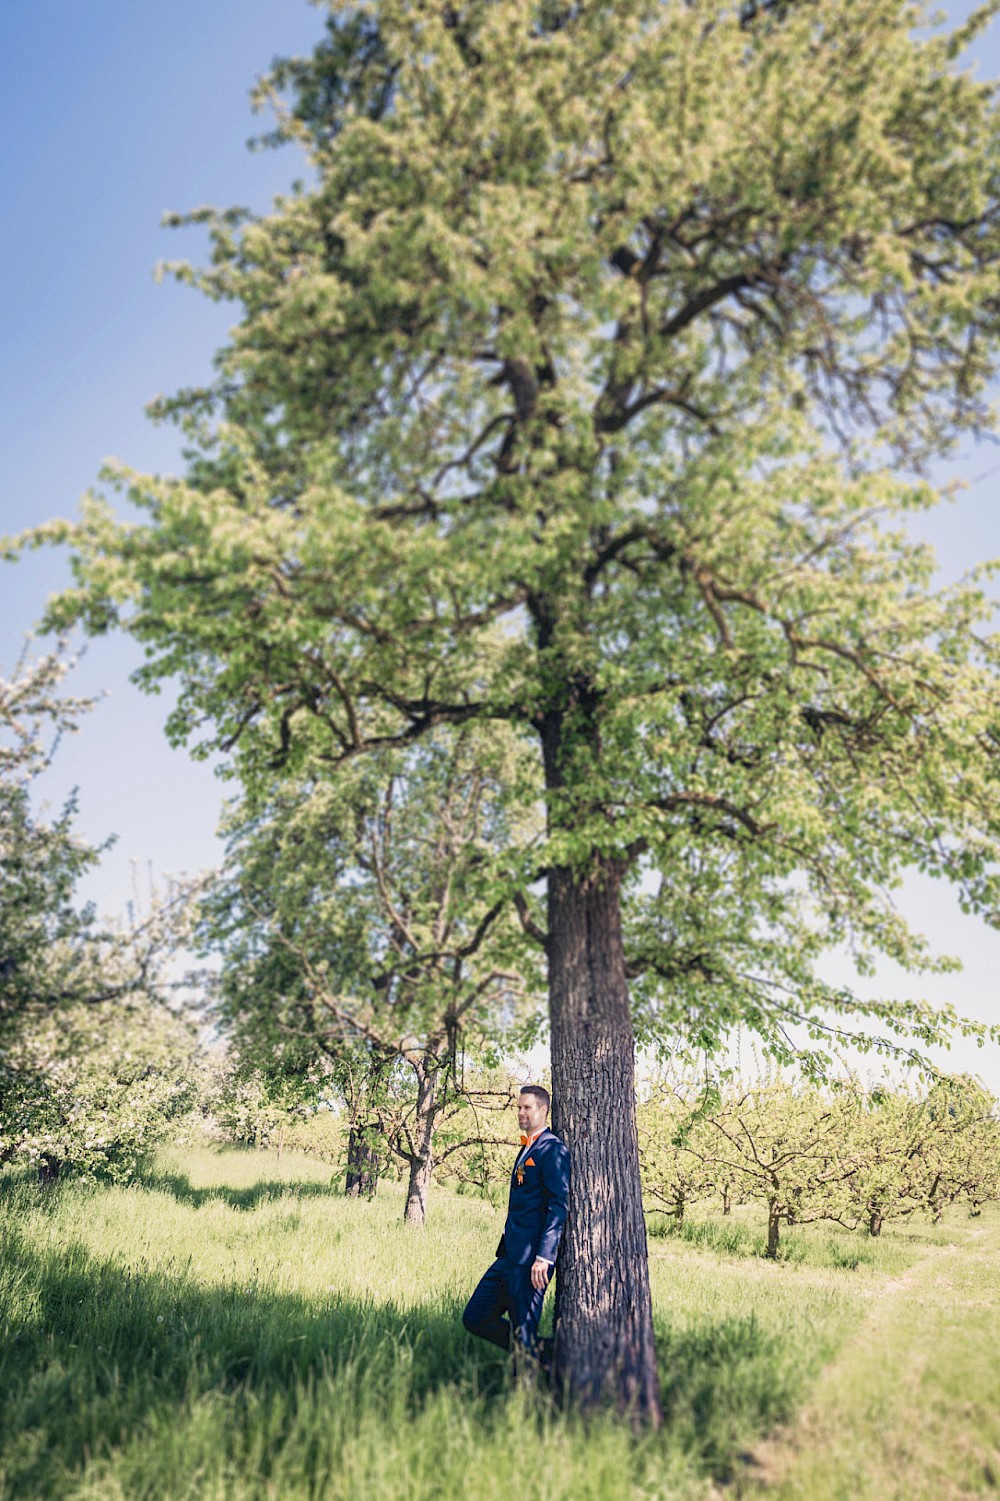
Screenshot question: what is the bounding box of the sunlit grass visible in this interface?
[0,1145,988,1500]
[732,1207,1000,1500]
[646,1204,917,1275]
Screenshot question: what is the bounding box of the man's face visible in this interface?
[517,1090,548,1136]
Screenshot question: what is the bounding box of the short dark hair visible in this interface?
[519,1083,550,1112]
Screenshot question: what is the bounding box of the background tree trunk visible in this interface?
[548,858,662,1426]
[403,1065,437,1227]
[766,1199,781,1259]
[345,1126,379,1198]
[404,1153,433,1226]
[345,1047,393,1198]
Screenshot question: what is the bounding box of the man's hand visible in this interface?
[530,1257,551,1291]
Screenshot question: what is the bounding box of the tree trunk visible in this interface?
[403,1064,437,1227]
[404,1153,433,1226]
[721,1185,731,1216]
[345,1047,393,1198]
[345,1125,379,1198]
[548,858,662,1426]
[766,1199,781,1259]
[868,1203,884,1237]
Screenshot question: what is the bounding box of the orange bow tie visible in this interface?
[519,1134,529,1145]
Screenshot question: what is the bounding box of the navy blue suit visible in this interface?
[462,1127,571,1352]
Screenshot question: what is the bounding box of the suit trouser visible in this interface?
[462,1257,548,1351]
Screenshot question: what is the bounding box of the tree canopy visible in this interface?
[1,650,105,1032]
[202,726,544,1221]
[0,648,201,1179]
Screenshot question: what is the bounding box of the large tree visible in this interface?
[21,0,1000,1418]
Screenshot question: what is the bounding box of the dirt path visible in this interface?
[727,1224,1000,1501]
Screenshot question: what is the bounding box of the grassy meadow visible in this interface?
[1,1146,997,1500]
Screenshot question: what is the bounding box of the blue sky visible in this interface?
[3,1,1000,1089]
[3,0,327,893]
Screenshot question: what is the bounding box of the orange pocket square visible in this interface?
[525,1157,535,1166]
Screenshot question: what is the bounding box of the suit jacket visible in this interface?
[495,1126,571,1267]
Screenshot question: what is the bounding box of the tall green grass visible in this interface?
[0,1145,940,1500]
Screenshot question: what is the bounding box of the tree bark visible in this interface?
[344,1047,393,1198]
[404,1152,433,1226]
[766,1199,781,1259]
[345,1125,379,1198]
[548,858,662,1425]
[403,1064,437,1227]
[868,1202,884,1237]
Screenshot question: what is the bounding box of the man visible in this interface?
[462,1083,570,1361]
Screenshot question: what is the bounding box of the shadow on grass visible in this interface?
[0,1219,514,1499]
[0,1207,823,1498]
[137,1167,340,1212]
[655,1314,801,1480]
